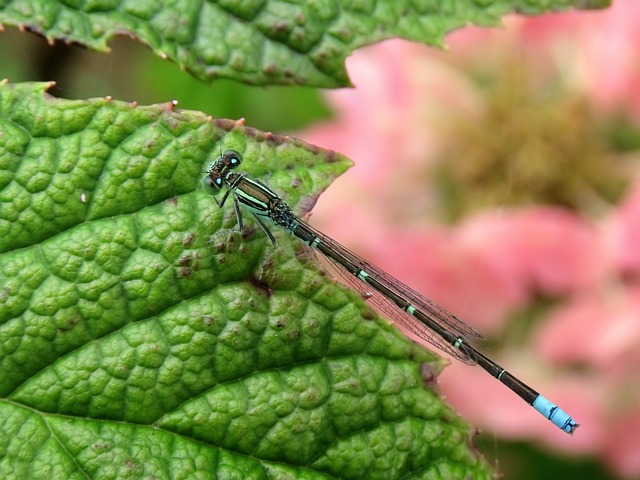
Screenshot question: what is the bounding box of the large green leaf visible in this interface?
[0,81,494,479]
[0,0,610,87]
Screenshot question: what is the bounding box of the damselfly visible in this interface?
[204,149,578,435]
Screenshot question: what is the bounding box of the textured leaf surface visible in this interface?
[0,82,494,479]
[0,0,610,87]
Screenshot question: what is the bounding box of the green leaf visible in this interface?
[0,0,610,87]
[0,81,493,479]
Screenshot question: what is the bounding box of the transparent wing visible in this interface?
[295,222,483,365]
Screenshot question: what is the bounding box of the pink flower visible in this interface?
[605,182,640,273]
[536,287,640,373]
[605,412,640,478]
[446,3,640,118]
[459,208,608,297]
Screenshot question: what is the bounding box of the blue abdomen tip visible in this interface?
[532,395,579,434]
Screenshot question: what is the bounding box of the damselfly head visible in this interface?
[203,150,243,192]
[202,169,224,191]
[220,150,242,169]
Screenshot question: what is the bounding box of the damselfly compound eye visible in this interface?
[221,150,242,169]
[202,171,223,192]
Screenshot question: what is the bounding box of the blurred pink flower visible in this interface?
[535,4,640,116]
[537,287,640,373]
[296,0,640,477]
[606,182,640,273]
[446,3,640,118]
[606,411,640,478]
[458,208,607,298]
